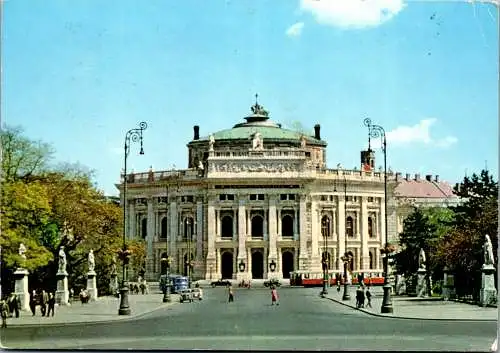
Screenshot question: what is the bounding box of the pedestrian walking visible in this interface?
[46,293,56,317]
[271,286,279,306]
[40,290,48,316]
[227,285,234,303]
[365,287,372,308]
[29,290,36,316]
[13,294,20,318]
[1,299,9,328]
[356,285,365,308]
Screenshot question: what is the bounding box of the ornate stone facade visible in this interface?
[117,101,459,282]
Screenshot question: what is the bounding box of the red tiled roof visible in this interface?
[394,179,458,199]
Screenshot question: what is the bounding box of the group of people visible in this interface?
[355,285,372,309]
[1,293,22,328]
[30,289,56,317]
[226,284,280,306]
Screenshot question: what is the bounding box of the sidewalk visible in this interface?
[5,293,179,328]
[325,286,498,321]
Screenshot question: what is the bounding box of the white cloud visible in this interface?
[300,0,405,29]
[370,119,458,149]
[286,22,305,37]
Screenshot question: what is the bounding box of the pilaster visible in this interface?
[237,197,247,261]
[146,198,154,279]
[299,195,308,269]
[129,201,136,239]
[361,196,369,270]
[268,197,278,260]
[169,201,178,271]
[337,195,346,267]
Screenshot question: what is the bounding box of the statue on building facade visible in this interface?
[300,136,307,148]
[208,134,215,152]
[484,234,495,266]
[418,248,426,270]
[58,246,67,273]
[88,249,95,273]
[252,132,263,150]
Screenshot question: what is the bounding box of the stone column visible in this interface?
[263,208,268,241]
[55,270,69,306]
[246,210,251,236]
[277,208,282,237]
[169,200,178,272]
[205,200,216,279]
[215,210,220,237]
[360,197,369,270]
[299,195,308,270]
[195,200,204,278]
[310,200,320,271]
[129,201,136,239]
[337,195,346,270]
[86,270,98,301]
[13,268,30,311]
[146,198,155,280]
[268,197,278,277]
[293,208,299,240]
[380,198,386,246]
[480,263,497,307]
[237,197,247,281]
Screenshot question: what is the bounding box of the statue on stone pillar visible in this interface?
[111,257,117,275]
[484,234,495,266]
[208,134,215,152]
[88,249,95,273]
[58,246,67,273]
[418,248,426,270]
[18,243,27,261]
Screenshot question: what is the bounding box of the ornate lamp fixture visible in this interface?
[239,260,246,273]
[269,260,277,272]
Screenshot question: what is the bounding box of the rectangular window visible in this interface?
[368,197,374,202]
[219,194,226,201]
[250,194,257,201]
[227,194,234,201]
[289,194,295,200]
[280,194,287,201]
[320,195,327,201]
[258,194,265,200]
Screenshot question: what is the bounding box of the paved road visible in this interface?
[1,287,496,351]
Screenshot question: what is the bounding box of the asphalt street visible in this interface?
[1,287,497,351]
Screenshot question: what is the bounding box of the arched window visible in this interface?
[251,215,264,238]
[141,218,147,239]
[221,216,233,238]
[346,216,354,237]
[161,217,168,239]
[347,251,354,272]
[183,217,194,241]
[281,215,294,237]
[368,217,374,238]
[321,216,331,238]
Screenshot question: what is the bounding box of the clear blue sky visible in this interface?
[3,0,498,196]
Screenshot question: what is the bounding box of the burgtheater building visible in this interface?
[118,100,459,282]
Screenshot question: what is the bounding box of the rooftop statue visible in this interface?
[484,234,495,266]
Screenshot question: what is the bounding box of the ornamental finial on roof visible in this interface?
[250,93,269,117]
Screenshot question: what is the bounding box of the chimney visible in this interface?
[425,174,432,182]
[435,175,439,182]
[193,125,200,140]
[405,173,410,181]
[396,172,402,181]
[415,174,420,181]
[314,124,321,140]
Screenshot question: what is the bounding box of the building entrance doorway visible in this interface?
[221,252,233,279]
[251,251,264,279]
[282,251,294,279]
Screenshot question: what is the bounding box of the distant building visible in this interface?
[116,99,460,282]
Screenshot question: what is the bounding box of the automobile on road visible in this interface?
[264,279,281,288]
[192,288,203,300]
[211,279,231,287]
[179,289,194,303]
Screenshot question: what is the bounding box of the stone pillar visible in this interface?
[337,195,346,270]
[146,198,155,280]
[169,201,178,272]
[195,200,204,278]
[263,207,268,240]
[13,268,30,311]
[442,266,455,301]
[277,208,282,237]
[129,201,136,239]
[416,268,428,297]
[360,197,369,270]
[268,197,278,277]
[480,263,497,307]
[293,208,298,240]
[310,200,320,272]
[86,271,98,301]
[237,197,247,281]
[299,195,308,270]
[380,198,386,246]
[55,270,69,306]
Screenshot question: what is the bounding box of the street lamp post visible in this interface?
[119,121,147,316]
[186,219,193,289]
[161,256,172,303]
[341,176,351,301]
[364,118,393,314]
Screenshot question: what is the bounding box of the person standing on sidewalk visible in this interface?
[29,290,37,316]
[1,299,9,328]
[365,287,372,308]
[40,290,48,316]
[46,292,56,317]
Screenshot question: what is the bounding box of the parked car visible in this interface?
[179,289,194,303]
[264,279,281,287]
[211,279,231,287]
[192,288,203,300]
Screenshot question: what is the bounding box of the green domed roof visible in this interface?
[196,99,326,145]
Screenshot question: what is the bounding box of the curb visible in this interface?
[6,299,179,329]
[324,296,497,322]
